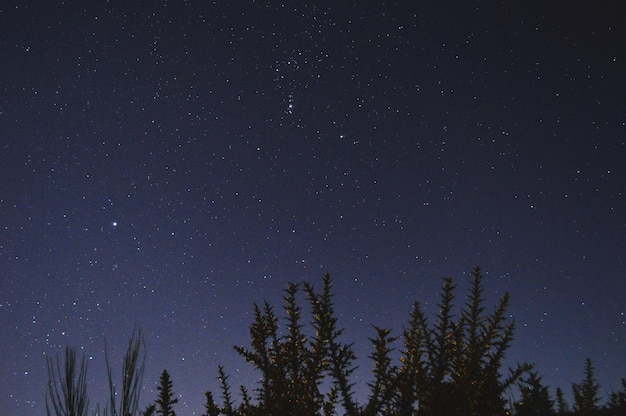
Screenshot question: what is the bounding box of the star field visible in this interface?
[1,1,625,415]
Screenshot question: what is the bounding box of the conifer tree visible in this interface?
[237,385,255,416]
[209,269,534,416]
[363,326,397,416]
[230,274,359,415]
[154,370,178,416]
[217,365,235,416]
[515,370,554,416]
[201,391,220,416]
[225,275,358,416]
[555,387,570,415]
[396,266,531,416]
[304,274,359,416]
[572,358,601,416]
[607,378,626,415]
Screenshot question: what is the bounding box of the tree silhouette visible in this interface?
[572,358,601,416]
[394,266,531,416]
[142,404,156,416]
[43,269,626,416]
[201,391,221,416]
[154,369,178,416]
[555,387,571,416]
[230,276,355,415]
[515,370,555,416]
[303,275,359,415]
[363,326,397,416]
[45,345,89,416]
[209,268,532,416]
[606,378,626,415]
[216,365,236,416]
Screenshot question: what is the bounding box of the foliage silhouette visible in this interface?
[606,378,626,415]
[45,329,149,416]
[43,269,626,416]
[102,327,147,416]
[515,370,555,416]
[201,391,221,416]
[363,326,397,416]
[216,365,236,416]
[207,267,531,416]
[141,404,156,416]
[556,387,571,415]
[572,358,601,416]
[151,369,178,416]
[227,275,358,415]
[392,267,532,416]
[45,345,90,416]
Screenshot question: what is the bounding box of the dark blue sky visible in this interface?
[1,1,625,415]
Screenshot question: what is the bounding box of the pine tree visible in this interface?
[155,369,178,416]
[607,378,626,415]
[142,404,156,416]
[363,326,397,416]
[201,391,220,416]
[217,365,235,416]
[515,370,554,416]
[396,266,531,416]
[231,274,358,415]
[209,269,533,416]
[304,274,359,416]
[572,358,601,416]
[555,387,570,415]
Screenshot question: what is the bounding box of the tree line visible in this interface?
[45,267,626,416]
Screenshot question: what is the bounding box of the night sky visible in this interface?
[1,1,625,415]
